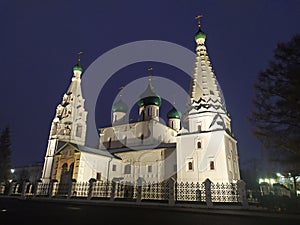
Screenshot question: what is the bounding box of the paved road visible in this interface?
[0,198,299,225]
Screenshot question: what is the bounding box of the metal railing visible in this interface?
[0,179,249,208]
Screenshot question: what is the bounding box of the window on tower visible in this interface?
[197,141,202,149]
[96,172,101,181]
[198,124,202,132]
[210,161,215,170]
[112,164,117,171]
[108,138,112,149]
[76,124,82,138]
[173,165,177,172]
[124,165,131,174]
[188,161,193,171]
[148,165,152,173]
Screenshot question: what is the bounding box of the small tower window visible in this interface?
[124,165,131,174]
[108,138,112,149]
[96,172,101,181]
[188,161,193,171]
[76,124,82,137]
[210,161,215,170]
[173,165,177,172]
[197,141,202,149]
[112,164,117,171]
[198,124,202,132]
[148,165,152,173]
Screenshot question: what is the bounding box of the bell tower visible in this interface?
[41,53,88,182]
[177,17,240,183]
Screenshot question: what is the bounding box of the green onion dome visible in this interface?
[137,83,161,107]
[112,99,128,113]
[73,64,83,72]
[167,107,182,119]
[194,27,206,41]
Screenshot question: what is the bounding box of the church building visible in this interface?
[41,19,240,185]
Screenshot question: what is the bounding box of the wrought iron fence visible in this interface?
[0,179,249,208]
[176,182,205,202]
[142,181,169,201]
[211,183,239,202]
[92,181,111,198]
[74,182,89,198]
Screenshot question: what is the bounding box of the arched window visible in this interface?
[108,138,112,149]
[197,141,201,149]
[124,165,131,174]
[198,124,202,132]
[76,124,82,137]
[188,161,193,171]
[210,161,215,170]
[51,123,58,135]
[61,163,68,174]
[141,111,145,121]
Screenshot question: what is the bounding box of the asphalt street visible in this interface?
[0,197,299,225]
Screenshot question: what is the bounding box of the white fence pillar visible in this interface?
[168,178,175,206]
[110,182,116,201]
[88,178,96,200]
[204,179,213,208]
[8,182,15,196]
[0,182,6,194]
[136,178,143,204]
[48,180,58,197]
[68,180,77,199]
[34,180,42,197]
[237,180,249,209]
[21,181,30,198]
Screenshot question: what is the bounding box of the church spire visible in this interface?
[189,16,226,112]
[41,56,88,182]
[186,16,229,133]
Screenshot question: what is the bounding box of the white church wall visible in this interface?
[77,152,113,182]
[176,130,231,184]
[113,148,176,183]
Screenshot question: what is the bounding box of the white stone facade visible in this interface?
[41,65,87,183]
[41,24,241,185]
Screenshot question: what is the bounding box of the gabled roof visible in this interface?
[108,142,176,154]
[56,141,115,158]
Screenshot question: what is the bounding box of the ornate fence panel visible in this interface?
[36,182,50,196]
[74,182,89,197]
[114,182,136,200]
[142,181,169,201]
[0,180,248,206]
[211,183,239,202]
[92,181,111,198]
[176,182,205,202]
[53,182,69,197]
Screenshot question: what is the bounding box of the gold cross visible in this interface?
[77,51,83,65]
[118,86,124,97]
[147,67,154,82]
[195,15,203,27]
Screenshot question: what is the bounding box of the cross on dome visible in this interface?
[195,15,203,27]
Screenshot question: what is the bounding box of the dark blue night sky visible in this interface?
[1,0,299,167]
